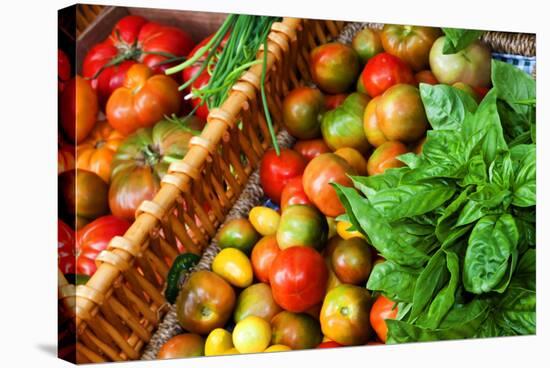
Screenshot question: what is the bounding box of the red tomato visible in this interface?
[473,86,490,100]
[58,49,71,93]
[83,15,194,106]
[415,70,439,85]
[293,139,332,163]
[370,295,398,343]
[269,247,328,313]
[76,215,131,276]
[58,145,75,175]
[280,176,311,211]
[260,148,306,204]
[361,52,415,97]
[251,235,281,283]
[317,341,343,349]
[58,220,76,275]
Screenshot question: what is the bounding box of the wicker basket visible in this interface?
[65,15,536,363]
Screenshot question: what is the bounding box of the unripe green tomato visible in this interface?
[282,87,325,139]
[218,218,259,254]
[276,204,328,250]
[352,28,383,64]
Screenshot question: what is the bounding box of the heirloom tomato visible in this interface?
[234,283,282,323]
[269,246,328,313]
[370,295,398,343]
[58,49,71,93]
[205,328,233,356]
[60,76,98,144]
[176,270,236,335]
[334,147,368,176]
[76,120,124,183]
[83,15,194,105]
[331,237,373,285]
[429,36,492,87]
[324,93,348,110]
[321,92,371,154]
[362,96,387,147]
[367,141,408,176]
[76,215,130,276]
[106,64,181,135]
[59,169,109,228]
[58,146,75,175]
[108,116,196,220]
[58,220,76,275]
[352,28,383,64]
[251,235,281,284]
[310,42,360,94]
[282,87,325,139]
[276,204,328,251]
[320,285,373,346]
[302,153,355,217]
[293,139,331,163]
[415,70,439,85]
[157,334,205,359]
[317,341,343,349]
[380,25,442,71]
[361,52,415,97]
[376,84,428,142]
[264,345,291,352]
[271,311,323,350]
[248,206,280,236]
[232,316,272,354]
[260,148,306,204]
[217,218,259,254]
[280,175,311,211]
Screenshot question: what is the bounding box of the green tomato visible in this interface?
[218,218,259,254]
[282,87,325,139]
[352,28,383,64]
[234,283,282,323]
[276,204,328,250]
[321,93,371,154]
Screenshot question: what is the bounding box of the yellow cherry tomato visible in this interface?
[212,248,253,288]
[205,328,233,356]
[220,347,240,355]
[265,344,291,352]
[232,316,272,353]
[334,147,368,176]
[249,206,281,236]
[336,220,366,240]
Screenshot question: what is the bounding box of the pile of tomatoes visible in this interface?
[57,15,221,280]
[157,23,493,358]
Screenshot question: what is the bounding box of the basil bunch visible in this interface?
[334,60,536,342]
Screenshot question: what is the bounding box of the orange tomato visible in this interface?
[106,64,181,135]
[370,295,398,343]
[60,76,98,144]
[334,147,368,176]
[76,120,124,183]
[58,146,75,175]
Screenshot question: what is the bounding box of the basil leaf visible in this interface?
[366,261,421,303]
[410,250,449,320]
[387,298,491,343]
[511,144,535,207]
[333,184,430,267]
[463,214,519,294]
[350,168,406,199]
[510,249,535,291]
[473,89,508,164]
[367,179,456,221]
[488,152,513,190]
[420,83,478,130]
[441,28,484,54]
[398,152,422,169]
[495,287,536,335]
[435,187,473,241]
[492,60,536,121]
[460,155,487,187]
[415,250,460,328]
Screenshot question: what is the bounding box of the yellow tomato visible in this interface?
[336,220,366,240]
[249,206,281,236]
[212,248,253,288]
[232,316,272,353]
[220,347,240,355]
[265,344,291,352]
[205,328,233,356]
[334,147,368,176]
[326,216,337,239]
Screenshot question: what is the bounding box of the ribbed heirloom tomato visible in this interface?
[280,176,311,211]
[76,120,124,183]
[269,246,328,313]
[310,42,360,94]
[83,15,194,105]
[293,139,331,163]
[260,148,306,204]
[251,235,281,284]
[76,215,130,276]
[361,52,415,97]
[282,86,325,139]
[106,64,182,135]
